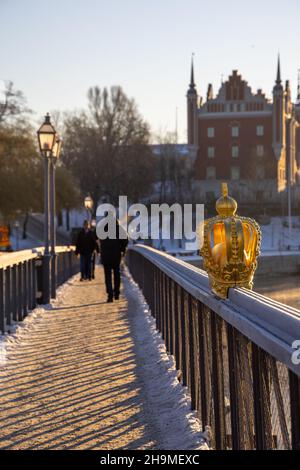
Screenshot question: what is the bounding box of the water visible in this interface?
[254,275,300,310]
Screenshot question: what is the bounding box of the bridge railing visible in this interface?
[0,246,80,334]
[126,245,300,450]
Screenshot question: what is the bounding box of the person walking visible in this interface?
[99,219,128,302]
[75,220,97,281]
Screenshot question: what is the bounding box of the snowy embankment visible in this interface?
[123,267,209,450]
[0,275,78,367]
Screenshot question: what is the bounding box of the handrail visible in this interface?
[0,245,75,269]
[130,244,300,377]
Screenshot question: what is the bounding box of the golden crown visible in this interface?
[200,183,261,298]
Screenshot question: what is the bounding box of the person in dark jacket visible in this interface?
[75,220,97,281]
[99,219,128,302]
[91,223,99,279]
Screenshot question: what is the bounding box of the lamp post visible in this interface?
[49,135,62,299]
[37,113,57,304]
[84,195,94,222]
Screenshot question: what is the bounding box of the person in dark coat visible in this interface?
[75,220,97,281]
[90,224,99,279]
[99,219,128,302]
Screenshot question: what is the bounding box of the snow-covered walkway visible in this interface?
[0,266,207,450]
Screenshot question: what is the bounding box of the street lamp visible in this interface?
[49,135,62,299]
[84,195,93,222]
[37,113,56,154]
[37,113,57,304]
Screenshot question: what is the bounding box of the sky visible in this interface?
[0,0,299,142]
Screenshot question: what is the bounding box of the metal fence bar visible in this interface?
[11,264,17,322]
[179,287,187,387]
[227,323,242,449]
[289,371,300,450]
[211,311,226,449]
[23,261,28,318]
[252,344,273,449]
[189,295,196,410]
[173,282,180,371]
[5,267,11,327]
[0,269,4,334]
[17,263,23,321]
[198,302,209,432]
[32,258,37,310]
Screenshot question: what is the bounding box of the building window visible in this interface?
[231,126,239,137]
[231,166,240,180]
[206,166,216,179]
[256,165,265,179]
[232,145,239,158]
[256,125,264,136]
[207,146,215,158]
[257,145,264,157]
[207,127,215,138]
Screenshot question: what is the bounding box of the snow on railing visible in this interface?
[127,244,300,450]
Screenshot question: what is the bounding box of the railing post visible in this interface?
[32,258,37,309]
[210,311,226,449]
[289,371,300,450]
[161,273,166,341]
[23,261,28,318]
[11,264,17,322]
[5,266,11,327]
[165,275,170,353]
[158,270,163,333]
[0,269,4,334]
[27,259,33,310]
[180,288,187,386]
[188,295,196,410]
[17,263,23,320]
[169,279,175,356]
[252,344,273,449]
[198,303,209,431]
[227,324,242,449]
[173,282,180,371]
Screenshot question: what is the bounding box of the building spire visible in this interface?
[276,54,281,84]
[297,69,300,104]
[190,53,195,89]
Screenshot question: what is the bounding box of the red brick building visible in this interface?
[187,58,300,206]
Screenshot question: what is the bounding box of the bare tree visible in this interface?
[0,81,30,126]
[62,86,155,205]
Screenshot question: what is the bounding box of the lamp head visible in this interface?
[37,113,56,155]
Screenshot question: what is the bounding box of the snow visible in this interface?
[0,268,209,450]
[123,267,209,450]
[0,274,78,367]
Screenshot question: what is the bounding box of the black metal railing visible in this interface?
[127,245,300,450]
[0,246,80,334]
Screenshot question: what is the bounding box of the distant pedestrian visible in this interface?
[91,224,99,279]
[99,219,128,302]
[75,220,97,281]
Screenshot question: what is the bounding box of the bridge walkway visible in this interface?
[0,266,205,450]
